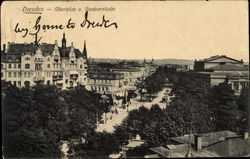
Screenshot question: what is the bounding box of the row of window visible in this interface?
[5,63,86,70]
[6,71,77,79]
[91,86,109,92]
[35,57,43,61]
[8,72,31,78]
[8,63,21,69]
[93,79,114,84]
[8,80,22,86]
[8,56,86,62]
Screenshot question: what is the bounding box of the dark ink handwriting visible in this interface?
[80,11,118,29]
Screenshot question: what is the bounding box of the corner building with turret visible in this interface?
[1,34,88,89]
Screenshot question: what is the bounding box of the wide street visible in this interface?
[96,87,172,133]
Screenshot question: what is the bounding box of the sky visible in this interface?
[1,1,249,62]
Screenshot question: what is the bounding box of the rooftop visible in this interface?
[197,55,243,63]
[172,131,241,147]
[150,146,220,157]
[149,131,250,157]
[5,43,84,58]
[88,71,124,80]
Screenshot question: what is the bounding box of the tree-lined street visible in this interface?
[96,87,172,133]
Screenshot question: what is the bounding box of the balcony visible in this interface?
[33,77,45,82]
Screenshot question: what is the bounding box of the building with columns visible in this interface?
[187,55,249,95]
[1,34,88,89]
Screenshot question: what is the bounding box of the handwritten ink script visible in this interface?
[14,11,118,41]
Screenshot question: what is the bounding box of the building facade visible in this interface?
[86,71,125,97]
[1,34,88,89]
[187,55,249,95]
[86,60,155,96]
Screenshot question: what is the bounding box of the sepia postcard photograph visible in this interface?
[1,0,249,158]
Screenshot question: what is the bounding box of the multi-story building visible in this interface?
[186,55,249,95]
[194,55,244,71]
[111,67,144,91]
[86,71,125,97]
[1,33,88,89]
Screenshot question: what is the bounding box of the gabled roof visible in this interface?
[59,47,83,58]
[6,43,83,58]
[197,55,243,63]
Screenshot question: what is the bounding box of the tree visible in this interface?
[2,84,65,157]
[2,84,108,158]
[60,86,108,140]
[113,93,215,148]
[207,82,238,131]
[69,132,120,158]
[237,87,249,112]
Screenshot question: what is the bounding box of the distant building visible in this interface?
[148,131,250,157]
[86,71,125,97]
[111,67,142,91]
[86,60,155,96]
[187,55,249,95]
[1,34,88,89]
[194,55,244,71]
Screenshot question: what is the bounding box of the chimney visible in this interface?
[243,131,249,139]
[194,134,202,151]
[7,42,11,52]
[3,44,6,53]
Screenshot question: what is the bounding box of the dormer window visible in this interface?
[15,57,20,62]
[8,57,13,62]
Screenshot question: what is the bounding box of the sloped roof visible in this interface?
[172,131,241,147]
[7,43,83,58]
[150,146,219,157]
[59,47,83,58]
[197,55,243,63]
